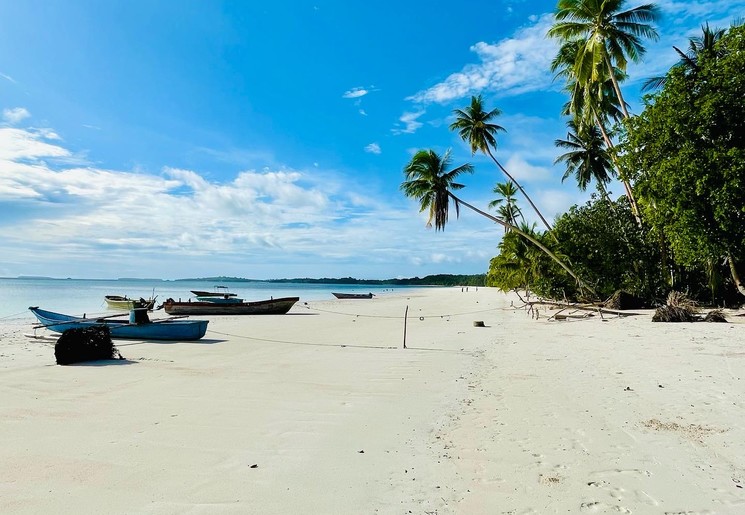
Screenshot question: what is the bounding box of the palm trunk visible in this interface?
[484,147,556,239]
[449,192,598,299]
[601,53,645,227]
[604,53,630,119]
[728,255,745,297]
[593,111,643,227]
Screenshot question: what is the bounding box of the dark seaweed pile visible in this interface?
[55,326,124,365]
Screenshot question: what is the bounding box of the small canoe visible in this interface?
[162,297,299,315]
[104,295,156,310]
[29,307,208,341]
[332,292,374,299]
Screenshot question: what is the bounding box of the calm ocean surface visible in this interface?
[0,278,420,322]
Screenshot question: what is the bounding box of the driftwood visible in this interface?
[521,298,642,320]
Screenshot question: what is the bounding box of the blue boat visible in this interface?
[29,307,209,341]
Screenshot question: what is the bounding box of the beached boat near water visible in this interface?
[29,307,208,341]
[332,292,374,299]
[162,296,299,315]
[104,295,156,310]
[190,286,237,298]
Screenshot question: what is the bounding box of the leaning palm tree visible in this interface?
[547,0,660,119]
[488,181,523,231]
[642,23,726,91]
[402,149,597,297]
[400,149,473,230]
[450,95,555,235]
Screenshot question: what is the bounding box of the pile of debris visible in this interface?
[652,291,727,323]
[55,326,125,365]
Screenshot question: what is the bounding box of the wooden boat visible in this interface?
[162,296,299,315]
[332,292,374,299]
[29,307,208,341]
[104,295,156,310]
[190,286,237,298]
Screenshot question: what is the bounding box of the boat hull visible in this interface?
[30,307,208,341]
[332,292,374,299]
[163,297,299,315]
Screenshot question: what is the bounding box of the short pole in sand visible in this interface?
[402,305,408,349]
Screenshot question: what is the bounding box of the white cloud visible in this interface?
[0,73,16,83]
[392,110,425,135]
[359,109,367,116]
[500,154,553,184]
[364,142,381,154]
[3,107,31,124]
[407,13,558,104]
[0,127,70,161]
[0,125,504,279]
[342,87,369,99]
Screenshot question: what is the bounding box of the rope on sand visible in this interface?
[296,303,499,320]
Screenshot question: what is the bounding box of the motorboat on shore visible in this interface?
[190,286,237,298]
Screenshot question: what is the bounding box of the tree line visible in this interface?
[401,0,744,306]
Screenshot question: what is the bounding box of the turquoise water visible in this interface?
[0,278,414,322]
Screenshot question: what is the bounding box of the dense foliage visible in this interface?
[400,9,744,306]
[551,196,665,301]
[620,23,745,300]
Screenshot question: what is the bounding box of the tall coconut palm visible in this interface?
[449,95,555,235]
[402,149,597,297]
[547,0,660,119]
[488,181,523,231]
[552,37,642,223]
[642,23,726,91]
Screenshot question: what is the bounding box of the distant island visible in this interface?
[5,274,486,286]
[174,274,486,287]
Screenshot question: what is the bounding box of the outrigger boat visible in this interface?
[29,307,208,341]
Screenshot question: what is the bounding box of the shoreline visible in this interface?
[1,287,744,513]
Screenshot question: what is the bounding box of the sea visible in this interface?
[0,277,419,322]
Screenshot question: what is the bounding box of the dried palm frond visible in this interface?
[666,291,698,313]
[652,305,699,322]
[703,309,727,323]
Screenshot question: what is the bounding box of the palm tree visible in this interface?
[449,95,555,234]
[487,222,547,292]
[400,149,472,230]
[547,0,660,119]
[402,149,597,297]
[554,120,613,193]
[488,181,523,230]
[551,37,642,224]
[642,23,726,91]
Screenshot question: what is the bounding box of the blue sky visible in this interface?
[1,0,743,280]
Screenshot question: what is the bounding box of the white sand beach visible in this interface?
[1,287,745,514]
